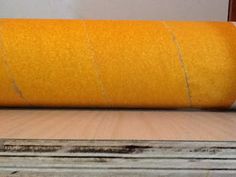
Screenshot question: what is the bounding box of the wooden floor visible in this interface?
[0,109,235,140]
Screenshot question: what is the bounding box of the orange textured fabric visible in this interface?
[0,19,235,108]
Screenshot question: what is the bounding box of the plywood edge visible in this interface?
[0,139,236,176]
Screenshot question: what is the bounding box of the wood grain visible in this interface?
[0,109,235,140]
[0,139,236,176]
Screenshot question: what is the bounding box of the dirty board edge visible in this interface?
[0,139,236,177]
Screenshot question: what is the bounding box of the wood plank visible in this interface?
[1,156,236,169]
[0,109,235,140]
[1,170,236,177]
[1,139,236,158]
[0,139,235,176]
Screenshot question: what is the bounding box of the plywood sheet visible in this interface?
[0,109,235,140]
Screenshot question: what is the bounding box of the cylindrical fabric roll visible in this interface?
[0,19,236,109]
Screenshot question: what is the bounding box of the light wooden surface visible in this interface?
[0,109,235,140]
[0,139,236,176]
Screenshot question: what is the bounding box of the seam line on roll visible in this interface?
[162,21,192,107]
[82,21,110,104]
[0,24,28,103]
[231,22,236,109]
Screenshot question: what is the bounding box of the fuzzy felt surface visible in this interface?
[0,19,235,108]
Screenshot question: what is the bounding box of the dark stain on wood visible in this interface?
[65,145,152,154]
[0,144,152,154]
[10,171,18,175]
[0,145,63,152]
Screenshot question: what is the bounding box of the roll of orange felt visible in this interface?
[0,19,236,109]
